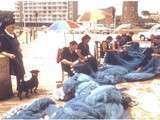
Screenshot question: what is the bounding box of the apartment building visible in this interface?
[14,0,78,27]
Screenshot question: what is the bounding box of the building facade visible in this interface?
[121,0,139,25]
[0,11,14,22]
[99,7,115,26]
[14,0,78,27]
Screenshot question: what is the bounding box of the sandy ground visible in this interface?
[0,31,160,119]
[0,31,64,117]
[117,77,160,120]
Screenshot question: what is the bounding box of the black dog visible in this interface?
[17,70,40,100]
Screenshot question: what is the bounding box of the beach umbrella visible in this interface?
[77,9,108,31]
[77,9,106,22]
[49,20,79,45]
[49,20,79,31]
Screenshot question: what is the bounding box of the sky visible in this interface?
[1,0,160,15]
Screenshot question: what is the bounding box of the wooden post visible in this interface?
[0,54,13,100]
[26,31,28,44]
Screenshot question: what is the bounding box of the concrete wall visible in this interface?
[0,54,13,99]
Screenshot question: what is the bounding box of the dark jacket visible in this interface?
[61,47,79,76]
[78,42,90,56]
[0,32,25,78]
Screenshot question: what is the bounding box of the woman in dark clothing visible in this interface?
[100,36,113,58]
[0,18,25,90]
[77,35,91,57]
[77,34,98,72]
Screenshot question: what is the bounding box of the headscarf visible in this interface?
[0,16,15,34]
[82,34,91,42]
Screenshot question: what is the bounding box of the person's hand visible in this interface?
[152,53,160,57]
[84,57,88,61]
[71,63,75,68]
[84,55,92,61]
[71,60,79,68]
[136,67,142,72]
[79,59,85,63]
[118,49,124,52]
[8,53,16,59]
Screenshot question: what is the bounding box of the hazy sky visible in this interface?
[80,0,160,15]
[1,0,160,15]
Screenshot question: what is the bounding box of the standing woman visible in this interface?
[0,18,25,90]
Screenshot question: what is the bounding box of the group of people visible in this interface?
[0,17,98,93]
[100,32,134,58]
[99,31,160,72]
[99,31,160,59]
[1,16,160,95]
[60,34,98,77]
[60,32,135,77]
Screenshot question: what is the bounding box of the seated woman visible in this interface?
[104,38,146,70]
[101,36,113,52]
[136,35,160,69]
[102,36,121,63]
[77,34,98,72]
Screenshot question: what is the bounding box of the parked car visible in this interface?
[137,24,160,40]
[113,24,132,33]
[89,24,113,34]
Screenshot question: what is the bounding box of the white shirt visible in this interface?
[5,29,15,38]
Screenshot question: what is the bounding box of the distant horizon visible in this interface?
[0,0,160,16]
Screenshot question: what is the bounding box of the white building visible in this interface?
[14,0,78,27]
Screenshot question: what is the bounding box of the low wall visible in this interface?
[0,54,13,100]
